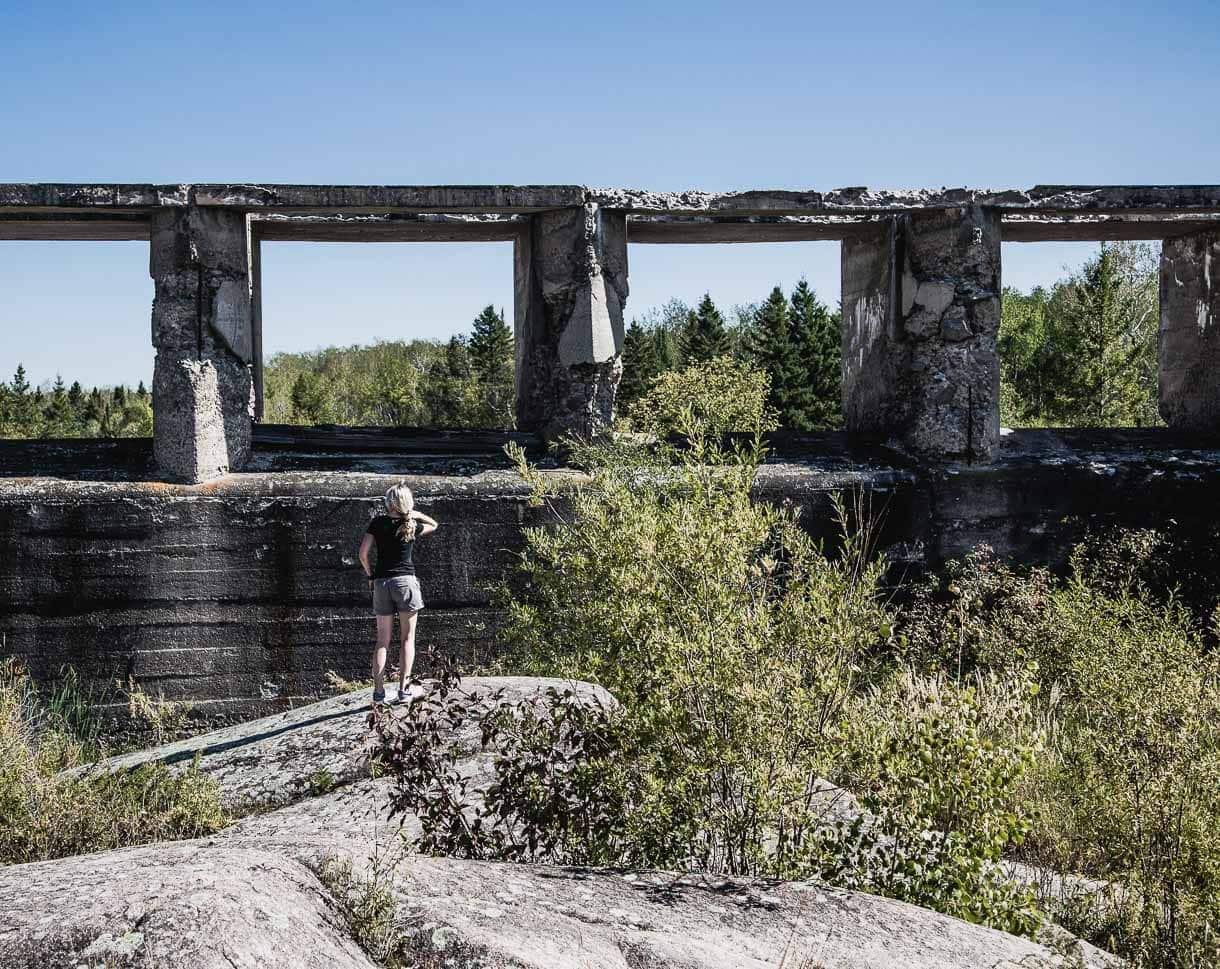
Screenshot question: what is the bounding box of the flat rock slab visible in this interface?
[0,835,1108,969]
[0,840,377,969]
[92,676,609,811]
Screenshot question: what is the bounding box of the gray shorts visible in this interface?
[372,575,425,616]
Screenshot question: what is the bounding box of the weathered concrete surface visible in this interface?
[843,207,1002,461]
[6,181,1220,215]
[3,430,1220,721]
[515,204,628,439]
[1160,230,1220,430]
[150,206,254,482]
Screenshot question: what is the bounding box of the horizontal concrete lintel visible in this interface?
[5,183,1220,219]
[0,214,150,241]
[1001,214,1220,242]
[627,215,878,243]
[252,212,529,243]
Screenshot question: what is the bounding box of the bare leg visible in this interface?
[398,610,419,693]
[372,614,394,695]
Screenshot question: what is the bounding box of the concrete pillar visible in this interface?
[514,204,628,439]
[1159,230,1220,430]
[841,206,1001,461]
[149,207,255,482]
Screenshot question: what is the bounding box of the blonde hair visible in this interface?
[384,483,417,541]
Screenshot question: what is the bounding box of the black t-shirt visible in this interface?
[366,515,418,577]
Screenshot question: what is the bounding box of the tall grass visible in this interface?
[0,660,228,866]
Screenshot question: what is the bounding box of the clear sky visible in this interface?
[2,0,1217,388]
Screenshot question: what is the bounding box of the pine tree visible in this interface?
[682,294,731,363]
[747,287,799,425]
[137,381,149,399]
[789,280,842,430]
[620,320,661,408]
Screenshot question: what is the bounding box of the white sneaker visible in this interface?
[394,684,424,705]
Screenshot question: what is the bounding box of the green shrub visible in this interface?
[816,670,1043,936]
[622,355,777,438]
[0,661,227,865]
[902,542,1220,967]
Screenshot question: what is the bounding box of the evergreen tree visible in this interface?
[137,381,148,399]
[789,280,842,430]
[682,294,731,363]
[45,375,74,436]
[747,287,800,425]
[620,319,661,407]
[7,365,36,436]
[653,325,681,372]
[423,335,475,427]
[467,305,514,426]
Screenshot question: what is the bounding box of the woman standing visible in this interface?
[358,483,439,705]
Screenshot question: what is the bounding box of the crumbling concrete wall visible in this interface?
[150,207,254,482]
[842,207,1002,461]
[5,431,1220,724]
[1160,230,1220,430]
[514,204,628,439]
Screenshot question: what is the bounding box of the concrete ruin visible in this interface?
[3,183,1220,720]
[4,183,1220,476]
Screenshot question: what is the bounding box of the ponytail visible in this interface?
[384,484,417,542]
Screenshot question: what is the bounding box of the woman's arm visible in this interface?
[410,509,440,538]
[358,533,375,585]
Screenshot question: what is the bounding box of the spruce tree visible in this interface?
[789,279,842,430]
[46,375,74,436]
[747,287,799,425]
[8,365,36,436]
[682,294,731,363]
[467,305,514,427]
[620,319,660,407]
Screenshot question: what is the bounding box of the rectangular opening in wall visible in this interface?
[258,240,514,430]
[624,238,842,433]
[0,241,154,440]
[999,239,1161,429]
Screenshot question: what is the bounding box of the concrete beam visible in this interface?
[626,215,874,243]
[1001,214,1220,243]
[842,207,1002,462]
[0,214,150,241]
[251,212,528,242]
[515,205,628,439]
[5,183,1220,218]
[1159,230,1220,431]
[150,207,255,482]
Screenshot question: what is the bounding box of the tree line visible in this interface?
[0,243,1163,439]
[0,368,152,438]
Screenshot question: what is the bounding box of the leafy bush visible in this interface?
[0,661,227,865]
[902,543,1220,967]
[816,670,1043,936]
[375,367,1048,938]
[622,355,777,438]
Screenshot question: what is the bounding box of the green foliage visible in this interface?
[317,852,409,968]
[623,356,777,438]
[788,279,842,431]
[681,293,731,363]
[818,671,1042,936]
[902,543,1220,967]
[0,661,227,866]
[619,319,661,408]
[467,305,514,427]
[746,286,800,423]
[0,365,152,439]
[1001,243,1160,428]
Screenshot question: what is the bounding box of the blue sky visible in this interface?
[2,0,1218,387]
